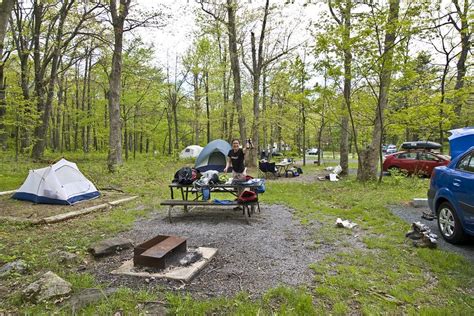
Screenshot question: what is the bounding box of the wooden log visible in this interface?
[0,190,16,196]
[42,195,138,224]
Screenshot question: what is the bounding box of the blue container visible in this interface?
[449,127,474,159]
[202,186,210,201]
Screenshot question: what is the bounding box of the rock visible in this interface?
[63,288,118,310]
[0,285,9,299]
[0,259,28,278]
[88,237,133,257]
[142,302,167,315]
[49,250,82,264]
[412,198,428,208]
[23,271,72,303]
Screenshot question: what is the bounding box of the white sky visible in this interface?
[133,0,324,70]
[132,0,462,86]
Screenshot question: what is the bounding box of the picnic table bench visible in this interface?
[160,199,259,224]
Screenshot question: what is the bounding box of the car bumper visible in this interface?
[427,189,435,212]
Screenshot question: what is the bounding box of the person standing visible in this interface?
[224,139,251,180]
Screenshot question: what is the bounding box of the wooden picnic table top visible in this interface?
[275,161,293,167]
[169,182,262,188]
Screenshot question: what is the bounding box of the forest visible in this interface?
[0,0,471,179]
[0,1,473,314]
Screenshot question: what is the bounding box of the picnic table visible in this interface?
[161,182,262,224]
[275,161,294,177]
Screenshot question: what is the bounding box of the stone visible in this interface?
[88,237,133,257]
[412,198,428,208]
[0,259,28,278]
[142,302,167,315]
[49,250,82,264]
[63,288,118,310]
[23,271,72,303]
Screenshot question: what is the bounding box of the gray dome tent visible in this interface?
[195,139,231,172]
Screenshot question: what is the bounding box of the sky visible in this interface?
[133,0,325,70]
[131,0,461,85]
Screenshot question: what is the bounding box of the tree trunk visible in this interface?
[107,0,130,171]
[205,71,211,143]
[0,0,14,148]
[339,0,352,176]
[74,64,80,151]
[357,0,400,182]
[452,0,471,118]
[262,69,268,157]
[227,0,246,143]
[32,0,68,160]
[193,72,200,144]
[81,49,89,153]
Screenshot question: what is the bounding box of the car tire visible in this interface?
[437,202,466,244]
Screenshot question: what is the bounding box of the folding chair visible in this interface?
[258,161,278,179]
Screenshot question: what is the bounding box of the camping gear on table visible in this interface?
[195,139,231,172]
[173,167,199,185]
[179,145,203,159]
[12,158,100,205]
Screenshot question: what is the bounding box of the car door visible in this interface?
[452,151,474,226]
[417,152,441,175]
[396,152,418,173]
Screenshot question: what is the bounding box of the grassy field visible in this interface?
[0,151,473,315]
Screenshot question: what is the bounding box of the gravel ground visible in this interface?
[388,204,474,263]
[88,204,334,298]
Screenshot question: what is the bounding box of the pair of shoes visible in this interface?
[421,211,436,221]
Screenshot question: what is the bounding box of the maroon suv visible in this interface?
[383,151,450,176]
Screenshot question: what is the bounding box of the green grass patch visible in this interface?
[0,151,472,314]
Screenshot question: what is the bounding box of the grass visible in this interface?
[0,151,473,314]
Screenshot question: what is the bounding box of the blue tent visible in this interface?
[195,139,231,172]
[448,127,474,159]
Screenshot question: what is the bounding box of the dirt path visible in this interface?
[89,204,333,298]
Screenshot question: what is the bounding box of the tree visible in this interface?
[357,0,401,182]
[327,0,353,176]
[0,0,14,148]
[241,0,295,166]
[199,0,246,144]
[107,0,131,171]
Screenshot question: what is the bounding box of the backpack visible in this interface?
[297,167,303,174]
[173,167,194,184]
[237,190,258,203]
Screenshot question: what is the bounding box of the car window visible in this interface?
[418,153,439,161]
[397,152,417,159]
[457,154,474,173]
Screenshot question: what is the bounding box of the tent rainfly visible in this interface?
[194,139,231,172]
[179,145,203,159]
[12,158,100,205]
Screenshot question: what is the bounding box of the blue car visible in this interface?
[428,146,474,243]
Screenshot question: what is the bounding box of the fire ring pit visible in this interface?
[134,235,187,269]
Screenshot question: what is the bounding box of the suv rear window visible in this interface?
[457,153,474,173]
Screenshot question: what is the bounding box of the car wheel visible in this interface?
[437,202,466,244]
